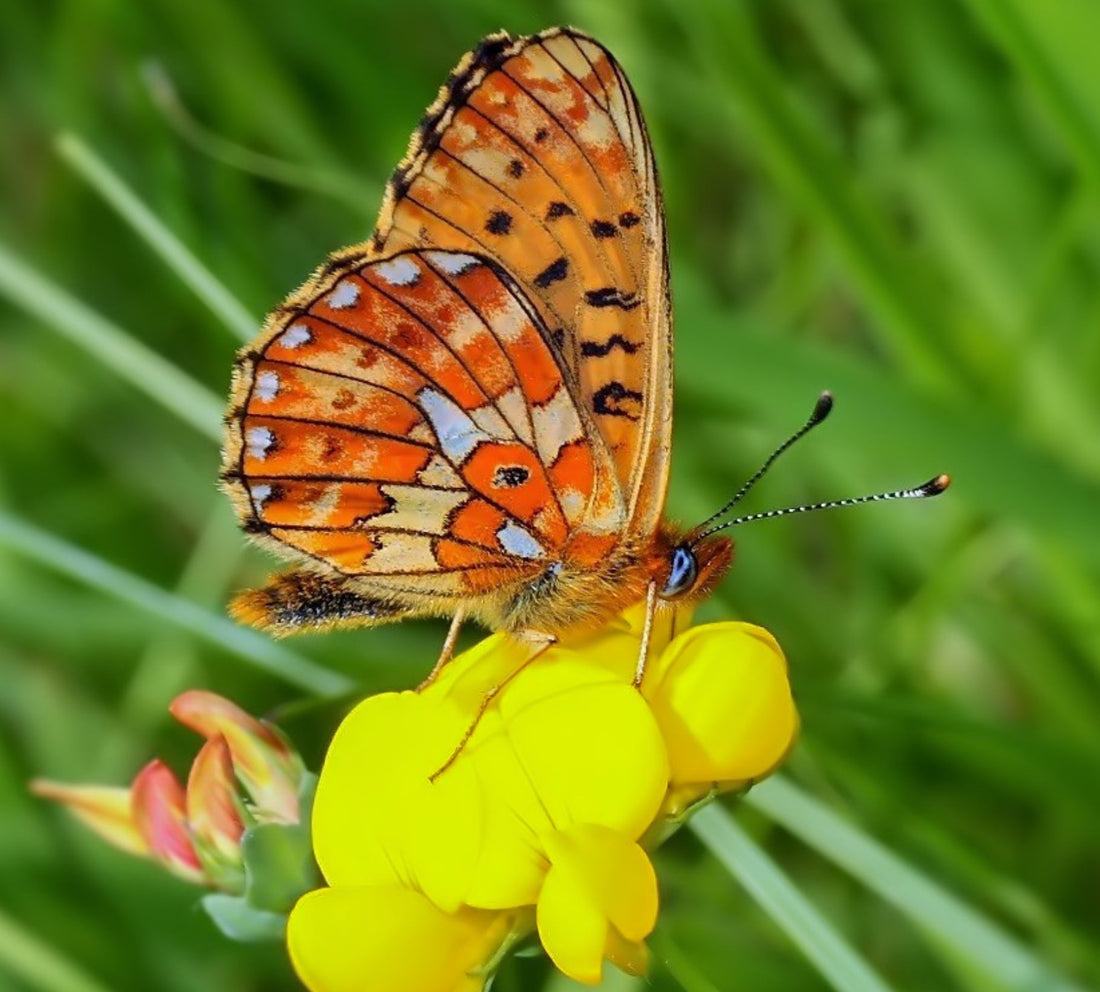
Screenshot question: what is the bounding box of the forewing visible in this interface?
[223,250,621,599]
[373,27,673,537]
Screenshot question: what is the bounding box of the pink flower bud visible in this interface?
[132,760,204,884]
[187,736,246,866]
[171,691,302,823]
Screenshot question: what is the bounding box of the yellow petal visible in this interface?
[504,679,669,841]
[402,753,486,913]
[426,632,529,705]
[537,825,658,985]
[647,622,798,791]
[30,780,148,857]
[450,732,548,909]
[312,692,467,890]
[287,886,511,992]
[603,927,650,977]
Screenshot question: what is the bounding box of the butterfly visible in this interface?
[221,26,729,659]
[222,26,948,674]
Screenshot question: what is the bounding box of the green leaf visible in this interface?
[200,894,286,944]
[689,804,896,992]
[745,776,1087,992]
[241,773,320,914]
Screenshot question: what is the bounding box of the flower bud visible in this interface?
[171,690,303,823]
[132,760,205,884]
[29,780,148,857]
[187,736,247,889]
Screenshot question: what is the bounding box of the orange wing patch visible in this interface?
[224,249,620,589]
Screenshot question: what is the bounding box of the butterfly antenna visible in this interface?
[692,390,835,535]
[692,474,951,542]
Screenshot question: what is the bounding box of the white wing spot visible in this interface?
[369,485,469,535]
[279,324,312,349]
[532,383,584,465]
[374,256,421,286]
[496,520,545,560]
[250,484,273,507]
[558,487,585,522]
[498,385,534,444]
[327,280,360,309]
[417,387,490,463]
[255,370,279,402]
[426,251,480,276]
[417,453,464,488]
[246,426,275,460]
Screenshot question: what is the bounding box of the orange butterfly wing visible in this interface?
[224,28,675,633]
[223,249,622,603]
[373,27,673,538]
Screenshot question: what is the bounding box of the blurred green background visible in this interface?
[2,0,1099,990]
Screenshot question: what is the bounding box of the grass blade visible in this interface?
[658,1,952,389]
[0,509,352,697]
[961,0,1100,194]
[142,62,372,213]
[55,132,258,342]
[689,803,896,992]
[746,776,1087,992]
[93,506,247,775]
[0,242,223,440]
[0,908,115,992]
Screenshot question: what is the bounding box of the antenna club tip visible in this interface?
[921,473,951,496]
[811,390,834,424]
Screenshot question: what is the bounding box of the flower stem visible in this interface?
[0,908,115,992]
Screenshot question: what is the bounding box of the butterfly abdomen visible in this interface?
[229,570,412,637]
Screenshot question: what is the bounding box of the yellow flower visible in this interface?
[289,605,797,990]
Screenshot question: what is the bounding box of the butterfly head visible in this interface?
[655,391,950,605]
[656,534,733,603]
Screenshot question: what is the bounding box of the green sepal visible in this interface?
[240,772,320,914]
[201,893,286,943]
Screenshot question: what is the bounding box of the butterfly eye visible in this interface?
[660,545,698,599]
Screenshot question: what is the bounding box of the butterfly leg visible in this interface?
[429,631,556,782]
[632,581,659,689]
[416,611,465,691]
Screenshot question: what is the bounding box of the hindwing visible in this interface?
[223,249,621,600]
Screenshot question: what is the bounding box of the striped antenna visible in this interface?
[692,474,951,542]
[693,390,835,535]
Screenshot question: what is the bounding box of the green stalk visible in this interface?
[0,243,222,440]
[746,776,1086,992]
[56,132,258,341]
[690,804,895,992]
[0,510,352,697]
